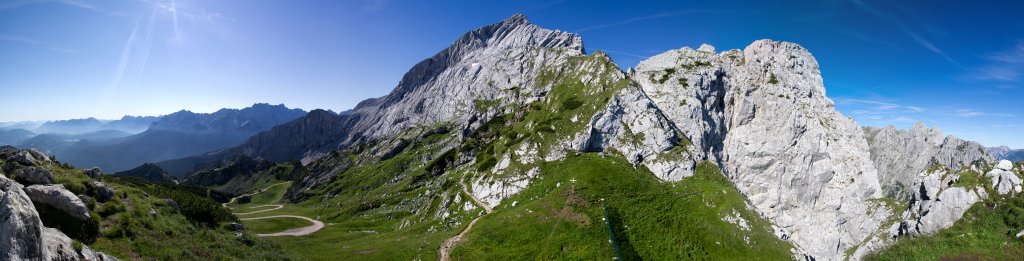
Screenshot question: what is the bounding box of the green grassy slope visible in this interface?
[0,153,298,260]
[866,166,1024,260]
[241,217,313,234]
[452,153,793,260]
[230,181,291,208]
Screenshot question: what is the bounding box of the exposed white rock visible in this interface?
[986,167,1022,195]
[723,211,750,231]
[80,245,99,260]
[863,123,992,200]
[630,40,890,260]
[10,149,50,167]
[92,181,115,202]
[13,166,55,185]
[341,14,584,147]
[995,159,1013,171]
[41,227,78,261]
[24,184,92,221]
[85,167,103,180]
[470,166,539,208]
[0,175,46,260]
[895,169,985,236]
[1,175,117,261]
[580,84,693,180]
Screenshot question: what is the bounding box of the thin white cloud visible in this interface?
[575,10,706,33]
[952,109,1013,118]
[851,0,958,65]
[987,41,1024,63]
[907,32,958,65]
[963,41,1024,83]
[835,98,926,114]
[600,49,649,59]
[0,0,134,17]
[134,5,159,80]
[103,18,142,106]
[992,124,1020,128]
[0,34,77,53]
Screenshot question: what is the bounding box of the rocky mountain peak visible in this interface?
[863,122,991,200]
[339,14,587,147]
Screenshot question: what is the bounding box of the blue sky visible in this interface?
[0,0,1021,147]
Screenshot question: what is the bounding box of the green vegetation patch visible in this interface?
[451,154,793,260]
[232,182,291,208]
[473,99,499,112]
[241,217,313,234]
[866,195,1024,260]
[24,161,296,260]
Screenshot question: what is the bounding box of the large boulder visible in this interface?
[79,245,120,261]
[91,182,115,202]
[226,222,246,231]
[85,168,103,181]
[24,185,91,221]
[986,167,1023,195]
[13,167,55,185]
[1,176,118,260]
[995,160,1014,171]
[40,227,78,261]
[893,169,986,236]
[0,146,18,160]
[0,175,47,260]
[41,226,119,261]
[10,150,49,167]
[164,199,179,211]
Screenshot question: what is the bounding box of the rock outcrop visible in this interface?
[987,160,1022,195]
[9,149,50,167]
[85,167,103,180]
[893,169,986,236]
[0,175,46,260]
[24,184,91,221]
[340,14,584,148]
[863,123,991,200]
[92,182,115,202]
[13,167,55,185]
[1,174,117,261]
[41,227,79,261]
[617,40,890,260]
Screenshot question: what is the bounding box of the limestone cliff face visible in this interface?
[610,40,890,260]
[341,14,585,147]
[863,123,992,200]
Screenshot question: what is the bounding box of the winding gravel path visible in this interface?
[226,182,325,237]
[238,215,325,237]
[438,178,493,261]
[222,182,290,209]
[233,204,284,215]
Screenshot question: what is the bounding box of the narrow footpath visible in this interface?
[226,182,324,237]
[438,178,494,261]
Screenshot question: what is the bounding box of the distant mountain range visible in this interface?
[0,115,161,153]
[0,128,36,145]
[155,109,349,176]
[2,103,306,173]
[987,146,1024,161]
[33,115,161,134]
[113,162,175,183]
